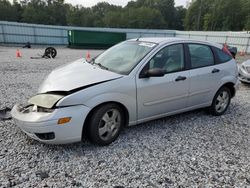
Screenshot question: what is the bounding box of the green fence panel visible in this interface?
[68,30,126,49]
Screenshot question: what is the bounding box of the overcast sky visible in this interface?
[64,0,188,7]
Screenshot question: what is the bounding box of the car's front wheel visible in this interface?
[209,87,231,116]
[87,103,124,146]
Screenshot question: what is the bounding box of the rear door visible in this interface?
[136,43,190,121]
[187,43,225,107]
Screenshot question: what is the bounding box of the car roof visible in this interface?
[129,37,222,49]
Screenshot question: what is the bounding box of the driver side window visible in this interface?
[148,44,185,73]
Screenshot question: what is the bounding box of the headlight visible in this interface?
[28,94,65,109]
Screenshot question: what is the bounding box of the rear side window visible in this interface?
[188,44,214,68]
[213,47,232,63]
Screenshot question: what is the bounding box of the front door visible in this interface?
[136,44,190,121]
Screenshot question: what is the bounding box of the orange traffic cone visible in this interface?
[16,49,22,58]
[86,51,91,61]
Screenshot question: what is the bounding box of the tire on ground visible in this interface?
[209,86,232,116]
[86,103,125,146]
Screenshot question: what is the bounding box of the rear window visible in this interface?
[188,44,214,69]
[213,47,232,63]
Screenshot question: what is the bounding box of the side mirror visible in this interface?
[144,68,165,78]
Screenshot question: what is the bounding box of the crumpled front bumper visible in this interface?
[11,104,90,144]
[238,66,250,83]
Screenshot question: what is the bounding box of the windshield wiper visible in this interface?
[95,63,109,70]
[86,56,109,70]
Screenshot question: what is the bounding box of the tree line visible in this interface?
[0,0,249,31]
[185,0,250,31]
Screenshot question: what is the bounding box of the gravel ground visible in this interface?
[0,47,250,187]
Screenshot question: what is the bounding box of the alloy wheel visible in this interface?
[215,91,230,113]
[98,109,121,141]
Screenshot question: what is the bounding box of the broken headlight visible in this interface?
[28,94,65,109]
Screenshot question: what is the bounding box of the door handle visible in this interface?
[175,76,187,82]
[212,68,220,73]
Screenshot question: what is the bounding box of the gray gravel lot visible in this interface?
[0,46,250,187]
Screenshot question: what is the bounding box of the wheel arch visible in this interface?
[82,101,129,140]
[220,82,236,98]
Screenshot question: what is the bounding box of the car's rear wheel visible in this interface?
[87,103,124,146]
[209,87,231,116]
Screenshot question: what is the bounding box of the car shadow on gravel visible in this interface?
[240,82,250,90]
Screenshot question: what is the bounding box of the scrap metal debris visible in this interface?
[23,42,31,48]
[0,107,12,121]
[30,47,57,59]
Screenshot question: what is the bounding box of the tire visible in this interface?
[209,87,231,116]
[87,103,125,146]
[44,47,57,58]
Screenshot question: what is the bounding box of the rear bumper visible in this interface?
[11,104,91,144]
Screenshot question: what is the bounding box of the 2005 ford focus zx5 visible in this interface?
[11,38,239,145]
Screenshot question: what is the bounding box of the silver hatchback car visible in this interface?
[11,38,239,145]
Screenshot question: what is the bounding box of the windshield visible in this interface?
[94,41,157,75]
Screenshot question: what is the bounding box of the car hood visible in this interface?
[38,58,122,93]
